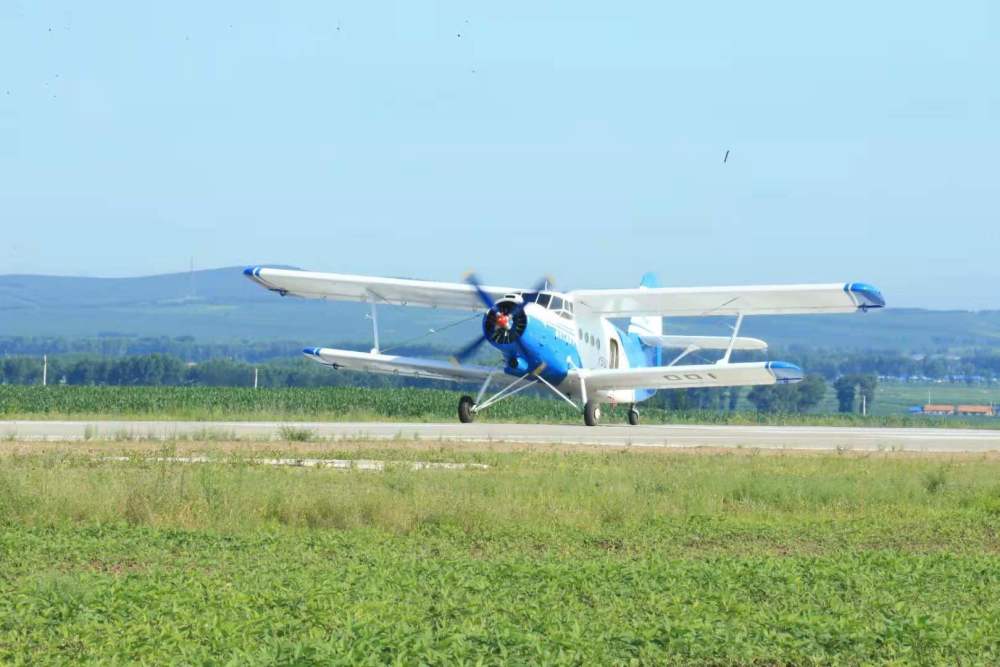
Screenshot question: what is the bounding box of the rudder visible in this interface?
[628,272,663,338]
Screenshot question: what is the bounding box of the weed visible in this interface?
[923,467,948,494]
[278,425,314,442]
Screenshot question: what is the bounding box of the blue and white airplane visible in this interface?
[244,267,884,426]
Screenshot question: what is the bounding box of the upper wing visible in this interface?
[303,347,504,384]
[244,266,520,311]
[569,282,884,317]
[577,361,803,392]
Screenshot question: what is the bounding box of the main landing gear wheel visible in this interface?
[458,395,475,423]
[628,407,640,426]
[584,400,601,427]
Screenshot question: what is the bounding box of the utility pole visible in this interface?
[862,393,867,417]
[42,354,47,386]
[254,367,259,389]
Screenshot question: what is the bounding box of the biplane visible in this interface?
[244,266,884,425]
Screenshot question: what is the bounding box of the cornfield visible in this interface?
[0,385,989,427]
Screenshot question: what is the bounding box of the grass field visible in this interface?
[2,384,999,429]
[2,439,1000,663]
[859,381,1000,416]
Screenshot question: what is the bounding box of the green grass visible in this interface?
[2,385,998,428]
[2,445,1000,663]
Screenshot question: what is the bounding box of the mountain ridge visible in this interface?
[2,267,998,350]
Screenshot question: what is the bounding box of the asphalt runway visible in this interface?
[4,420,1000,453]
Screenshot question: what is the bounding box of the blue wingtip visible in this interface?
[303,347,321,357]
[243,265,264,278]
[845,282,886,309]
[767,361,804,384]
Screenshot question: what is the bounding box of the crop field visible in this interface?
[2,438,1000,663]
[0,385,993,429]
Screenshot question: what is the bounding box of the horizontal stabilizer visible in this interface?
[639,334,768,351]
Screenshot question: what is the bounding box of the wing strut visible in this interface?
[367,299,381,353]
[719,312,744,365]
[668,344,700,367]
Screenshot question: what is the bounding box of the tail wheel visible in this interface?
[458,395,475,423]
[628,407,640,426]
[584,400,601,427]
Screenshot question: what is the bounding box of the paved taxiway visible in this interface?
[4,421,1000,453]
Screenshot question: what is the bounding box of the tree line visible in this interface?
[0,355,429,390]
[3,335,1000,382]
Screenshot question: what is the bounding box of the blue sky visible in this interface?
[1,1,997,309]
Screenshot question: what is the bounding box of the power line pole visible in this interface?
[42,354,47,386]
[254,367,259,389]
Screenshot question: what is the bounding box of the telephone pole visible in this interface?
[42,355,48,386]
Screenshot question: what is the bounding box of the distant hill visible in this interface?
[2,267,999,351]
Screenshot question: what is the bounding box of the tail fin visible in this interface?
[628,272,663,369]
[627,272,663,338]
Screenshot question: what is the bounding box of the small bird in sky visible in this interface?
[723,149,730,163]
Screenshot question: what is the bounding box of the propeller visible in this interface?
[450,272,554,365]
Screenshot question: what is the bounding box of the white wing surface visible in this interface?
[244,266,519,311]
[576,361,803,392]
[303,347,504,384]
[638,335,768,351]
[570,283,884,317]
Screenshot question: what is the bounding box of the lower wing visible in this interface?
[303,347,503,384]
[638,334,768,351]
[576,361,803,392]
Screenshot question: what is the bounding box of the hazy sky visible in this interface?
[1,1,997,309]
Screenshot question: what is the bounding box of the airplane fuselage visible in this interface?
[484,292,655,405]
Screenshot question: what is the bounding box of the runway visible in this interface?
[4,420,1000,453]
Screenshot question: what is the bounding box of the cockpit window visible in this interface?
[535,293,551,308]
[549,296,563,310]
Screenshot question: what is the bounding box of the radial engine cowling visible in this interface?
[484,298,528,345]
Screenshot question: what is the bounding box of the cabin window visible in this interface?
[579,328,584,339]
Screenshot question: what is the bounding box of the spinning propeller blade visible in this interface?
[463,272,496,310]
[450,335,488,365]
[518,275,554,305]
